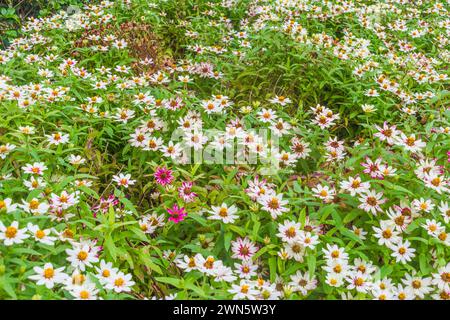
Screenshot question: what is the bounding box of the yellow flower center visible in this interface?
[114,277,125,287]
[79,290,90,299]
[219,207,228,217]
[77,251,88,261]
[43,268,54,279]
[5,226,17,238]
[29,199,40,210]
[35,230,45,239]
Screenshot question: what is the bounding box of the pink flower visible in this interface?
[167,204,187,223]
[154,166,174,186]
[447,151,450,163]
[92,195,119,216]
[178,181,197,203]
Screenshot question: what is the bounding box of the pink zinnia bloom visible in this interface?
[92,195,118,216]
[167,204,187,223]
[447,151,450,163]
[178,181,197,203]
[154,166,174,186]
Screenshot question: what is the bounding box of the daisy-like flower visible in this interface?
[231,237,258,261]
[154,166,174,186]
[0,143,16,159]
[0,221,29,245]
[234,261,258,279]
[228,280,259,300]
[269,95,291,106]
[423,174,449,194]
[361,157,384,179]
[208,203,239,224]
[19,125,35,135]
[392,284,415,300]
[258,193,289,219]
[21,198,49,215]
[312,184,335,202]
[373,220,400,247]
[391,240,416,264]
[29,263,67,289]
[438,202,450,224]
[214,265,237,283]
[66,244,99,271]
[346,271,372,293]
[289,271,317,296]
[412,198,435,213]
[105,271,135,293]
[298,231,319,250]
[68,154,86,165]
[396,133,426,153]
[0,198,17,213]
[322,244,349,262]
[184,131,208,150]
[23,176,46,190]
[95,260,119,285]
[27,223,57,245]
[290,137,311,159]
[284,240,305,262]
[22,162,47,175]
[161,141,183,160]
[177,181,197,203]
[276,220,301,243]
[176,255,198,272]
[361,104,376,113]
[402,273,432,299]
[50,191,79,210]
[167,204,187,223]
[69,282,99,300]
[358,190,386,215]
[374,122,400,145]
[340,176,370,196]
[352,226,367,240]
[257,108,277,123]
[112,173,136,188]
[431,263,450,292]
[47,132,70,145]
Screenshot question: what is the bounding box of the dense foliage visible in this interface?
[0,0,449,300]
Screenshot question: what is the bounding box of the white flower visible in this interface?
[208,203,239,224]
[228,280,259,300]
[66,244,99,271]
[68,154,86,165]
[27,223,57,245]
[69,282,99,300]
[372,220,400,247]
[358,190,385,215]
[22,162,47,175]
[269,95,291,106]
[105,271,135,293]
[50,191,79,209]
[21,198,50,214]
[340,176,370,196]
[361,104,376,113]
[258,193,289,219]
[0,198,18,213]
[47,132,70,145]
[390,240,416,264]
[112,173,136,188]
[0,221,29,246]
[29,263,67,289]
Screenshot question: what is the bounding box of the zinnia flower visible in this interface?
[167,204,187,223]
[154,166,174,186]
